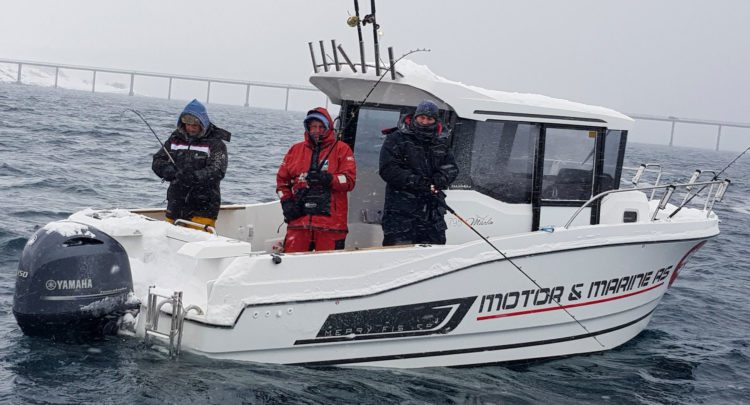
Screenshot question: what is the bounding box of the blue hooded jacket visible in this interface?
[177,99,211,129]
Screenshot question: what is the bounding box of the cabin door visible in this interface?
[345,106,404,248]
[534,126,602,229]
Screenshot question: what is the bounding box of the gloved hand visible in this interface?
[432,172,450,190]
[306,171,333,187]
[410,176,432,192]
[176,169,198,185]
[281,198,304,223]
[162,165,177,181]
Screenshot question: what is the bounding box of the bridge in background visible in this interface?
[2,58,748,151]
[627,113,750,151]
[0,58,324,111]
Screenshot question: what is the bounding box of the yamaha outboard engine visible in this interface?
[13,221,137,341]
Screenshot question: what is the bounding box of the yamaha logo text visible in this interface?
[45,279,93,291]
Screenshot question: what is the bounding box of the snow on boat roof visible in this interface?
[310,60,634,130]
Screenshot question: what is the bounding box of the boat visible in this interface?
[12,4,731,368]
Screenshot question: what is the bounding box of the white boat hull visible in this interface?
[126,214,708,367]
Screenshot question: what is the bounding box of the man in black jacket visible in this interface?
[379,100,458,246]
[152,99,231,231]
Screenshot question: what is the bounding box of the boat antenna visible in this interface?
[438,193,606,348]
[667,143,747,218]
[123,108,176,166]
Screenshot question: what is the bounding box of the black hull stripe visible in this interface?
[288,308,656,366]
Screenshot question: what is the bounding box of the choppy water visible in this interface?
[0,83,748,404]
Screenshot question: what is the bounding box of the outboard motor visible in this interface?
[13,221,138,341]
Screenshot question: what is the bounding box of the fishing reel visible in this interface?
[346,13,381,35]
[346,14,377,28]
[361,14,379,29]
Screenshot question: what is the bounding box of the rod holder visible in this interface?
[308,42,318,73]
[331,40,341,71]
[658,185,675,210]
[388,47,396,80]
[651,185,675,221]
[319,40,329,72]
[681,169,702,204]
[337,44,357,73]
[715,179,730,202]
[686,170,701,190]
[631,164,646,185]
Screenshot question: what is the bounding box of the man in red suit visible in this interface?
[276,107,357,252]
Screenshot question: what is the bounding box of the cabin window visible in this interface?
[540,127,597,201]
[601,130,624,191]
[453,119,539,203]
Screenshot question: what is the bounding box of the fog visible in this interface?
[2,0,749,149]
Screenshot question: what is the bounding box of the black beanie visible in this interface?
[414,100,439,119]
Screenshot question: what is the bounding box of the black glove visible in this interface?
[162,165,177,181]
[432,172,449,190]
[410,176,432,192]
[281,198,304,223]
[306,171,333,187]
[176,169,198,185]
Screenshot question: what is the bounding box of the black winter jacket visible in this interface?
[379,115,458,230]
[152,123,230,220]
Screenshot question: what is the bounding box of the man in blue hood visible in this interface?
[152,99,231,231]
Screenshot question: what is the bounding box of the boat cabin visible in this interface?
[310,62,634,249]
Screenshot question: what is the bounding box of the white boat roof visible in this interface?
[310,60,634,130]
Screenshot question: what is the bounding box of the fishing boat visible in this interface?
[12,5,731,368]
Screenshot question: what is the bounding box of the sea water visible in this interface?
[0,83,748,404]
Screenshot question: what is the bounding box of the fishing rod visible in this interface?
[438,193,606,348]
[667,143,747,218]
[346,48,428,126]
[287,48,430,233]
[123,108,176,166]
[311,48,429,172]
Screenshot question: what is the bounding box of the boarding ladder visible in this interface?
[144,286,204,357]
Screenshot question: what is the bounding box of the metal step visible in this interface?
[144,286,203,357]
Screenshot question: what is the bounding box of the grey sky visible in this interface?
[2,1,749,147]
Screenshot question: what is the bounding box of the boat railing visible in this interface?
[679,170,718,206]
[626,163,663,200]
[563,178,730,229]
[173,219,218,235]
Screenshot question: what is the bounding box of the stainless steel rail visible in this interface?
[145,286,204,357]
[564,179,730,229]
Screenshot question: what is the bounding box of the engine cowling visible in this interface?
[13,221,138,341]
